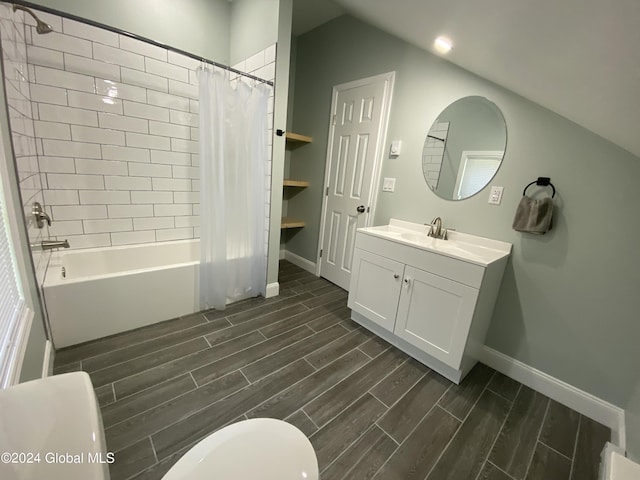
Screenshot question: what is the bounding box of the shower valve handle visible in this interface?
[32,202,51,228]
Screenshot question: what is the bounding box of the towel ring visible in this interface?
[523,177,556,198]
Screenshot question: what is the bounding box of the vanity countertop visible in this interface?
[358,219,512,267]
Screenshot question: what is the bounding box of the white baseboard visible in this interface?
[279,248,285,260]
[284,250,317,274]
[42,340,53,378]
[265,282,279,298]
[480,346,626,449]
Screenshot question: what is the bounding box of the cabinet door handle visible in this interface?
[404,277,411,287]
[393,274,399,279]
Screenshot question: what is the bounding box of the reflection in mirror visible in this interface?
[422,96,507,200]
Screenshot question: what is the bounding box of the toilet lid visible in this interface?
[162,418,319,480]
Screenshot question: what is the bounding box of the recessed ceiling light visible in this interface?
[434,36,453,54]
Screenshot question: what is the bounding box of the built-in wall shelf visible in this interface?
[281,131,311,234]
[281,217,305,229]
[283,179,309,188]
[285,132,313,145]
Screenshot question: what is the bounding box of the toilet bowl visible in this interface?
[0,372,319,480]
[162,418,319,480]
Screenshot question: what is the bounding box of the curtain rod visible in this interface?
[6,0,275,86]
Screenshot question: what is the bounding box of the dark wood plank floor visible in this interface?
[53,260,610,480]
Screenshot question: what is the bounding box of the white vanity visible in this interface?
[347,219,512,383]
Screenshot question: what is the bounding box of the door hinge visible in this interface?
[367,206,370,213]
[319,249,323,258]
[332,115,337,125]
[325,187,329,196]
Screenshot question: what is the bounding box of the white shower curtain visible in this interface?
[198,68,269,310]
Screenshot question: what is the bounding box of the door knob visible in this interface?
[356,205,366,213]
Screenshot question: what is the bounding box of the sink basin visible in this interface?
[360,219,511,266]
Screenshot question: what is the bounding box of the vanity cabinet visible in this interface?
[347,221,511,383]
[349,249,404,331]
[394,265,478,368]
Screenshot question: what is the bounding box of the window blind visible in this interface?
[0,187,25,386]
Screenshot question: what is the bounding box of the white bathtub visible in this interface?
[43,240,200,348]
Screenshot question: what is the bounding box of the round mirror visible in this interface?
[422,96,507,200]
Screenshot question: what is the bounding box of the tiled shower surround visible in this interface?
[1,6,275,249]
[422,121,449,190]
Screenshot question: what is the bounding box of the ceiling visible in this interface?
[292,0,640,158]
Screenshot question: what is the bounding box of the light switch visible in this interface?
[382,177,396,192]
[488,186,504,205]
[390,140,402,156]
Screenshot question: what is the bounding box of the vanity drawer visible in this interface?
[355,232,485,288]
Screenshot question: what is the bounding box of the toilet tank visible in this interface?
[0,372,110,480]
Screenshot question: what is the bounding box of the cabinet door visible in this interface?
[347,249,404,331]
[394,266,479,368]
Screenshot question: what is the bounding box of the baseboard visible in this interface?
[279,248,285,260]
[480,346,626,449]
[284,250,317,274]
[265,282,279,298]
[42,340,53,378]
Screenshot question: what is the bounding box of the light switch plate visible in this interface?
[488,186,504,205]
[382,177,396,192]
[390,140,402,156]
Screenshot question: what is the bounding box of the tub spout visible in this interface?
[39,239,70,250]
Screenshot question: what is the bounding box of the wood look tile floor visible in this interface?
[53,261,610,480]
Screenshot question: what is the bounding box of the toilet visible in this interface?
[0,372,319,480]
[163,418,318,480]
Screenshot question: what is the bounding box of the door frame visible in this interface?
[315,71,395,277]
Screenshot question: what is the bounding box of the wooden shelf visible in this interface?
[281,217,305,229]
[285,132,313,144]
[283,179,309,187]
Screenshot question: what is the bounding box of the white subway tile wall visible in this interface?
[0,5,50,280]
[4,7,275,248]
[422,122,449,189]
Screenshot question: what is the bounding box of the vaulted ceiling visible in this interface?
[293,0,640,158]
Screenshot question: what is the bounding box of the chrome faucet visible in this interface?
[32,202,51,228]
[427,216,443,238]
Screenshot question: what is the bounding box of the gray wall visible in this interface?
[288,15,640,408]
[29,0,231,63]
[230,0,279,65]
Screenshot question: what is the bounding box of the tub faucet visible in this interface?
[40,239,70,250]
[427,216,443,239]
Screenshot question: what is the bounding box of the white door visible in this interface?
[394,266,479,369]
[319,73,394,290]
[347,248,404,332]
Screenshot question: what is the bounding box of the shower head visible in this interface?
[12,4,53,34]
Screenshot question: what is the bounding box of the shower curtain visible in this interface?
[198,68,269,310]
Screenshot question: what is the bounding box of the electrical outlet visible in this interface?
[488,186,504,205]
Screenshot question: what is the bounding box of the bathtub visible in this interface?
[43,240,200,348]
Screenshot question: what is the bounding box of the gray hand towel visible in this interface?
[512,196,553,234]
